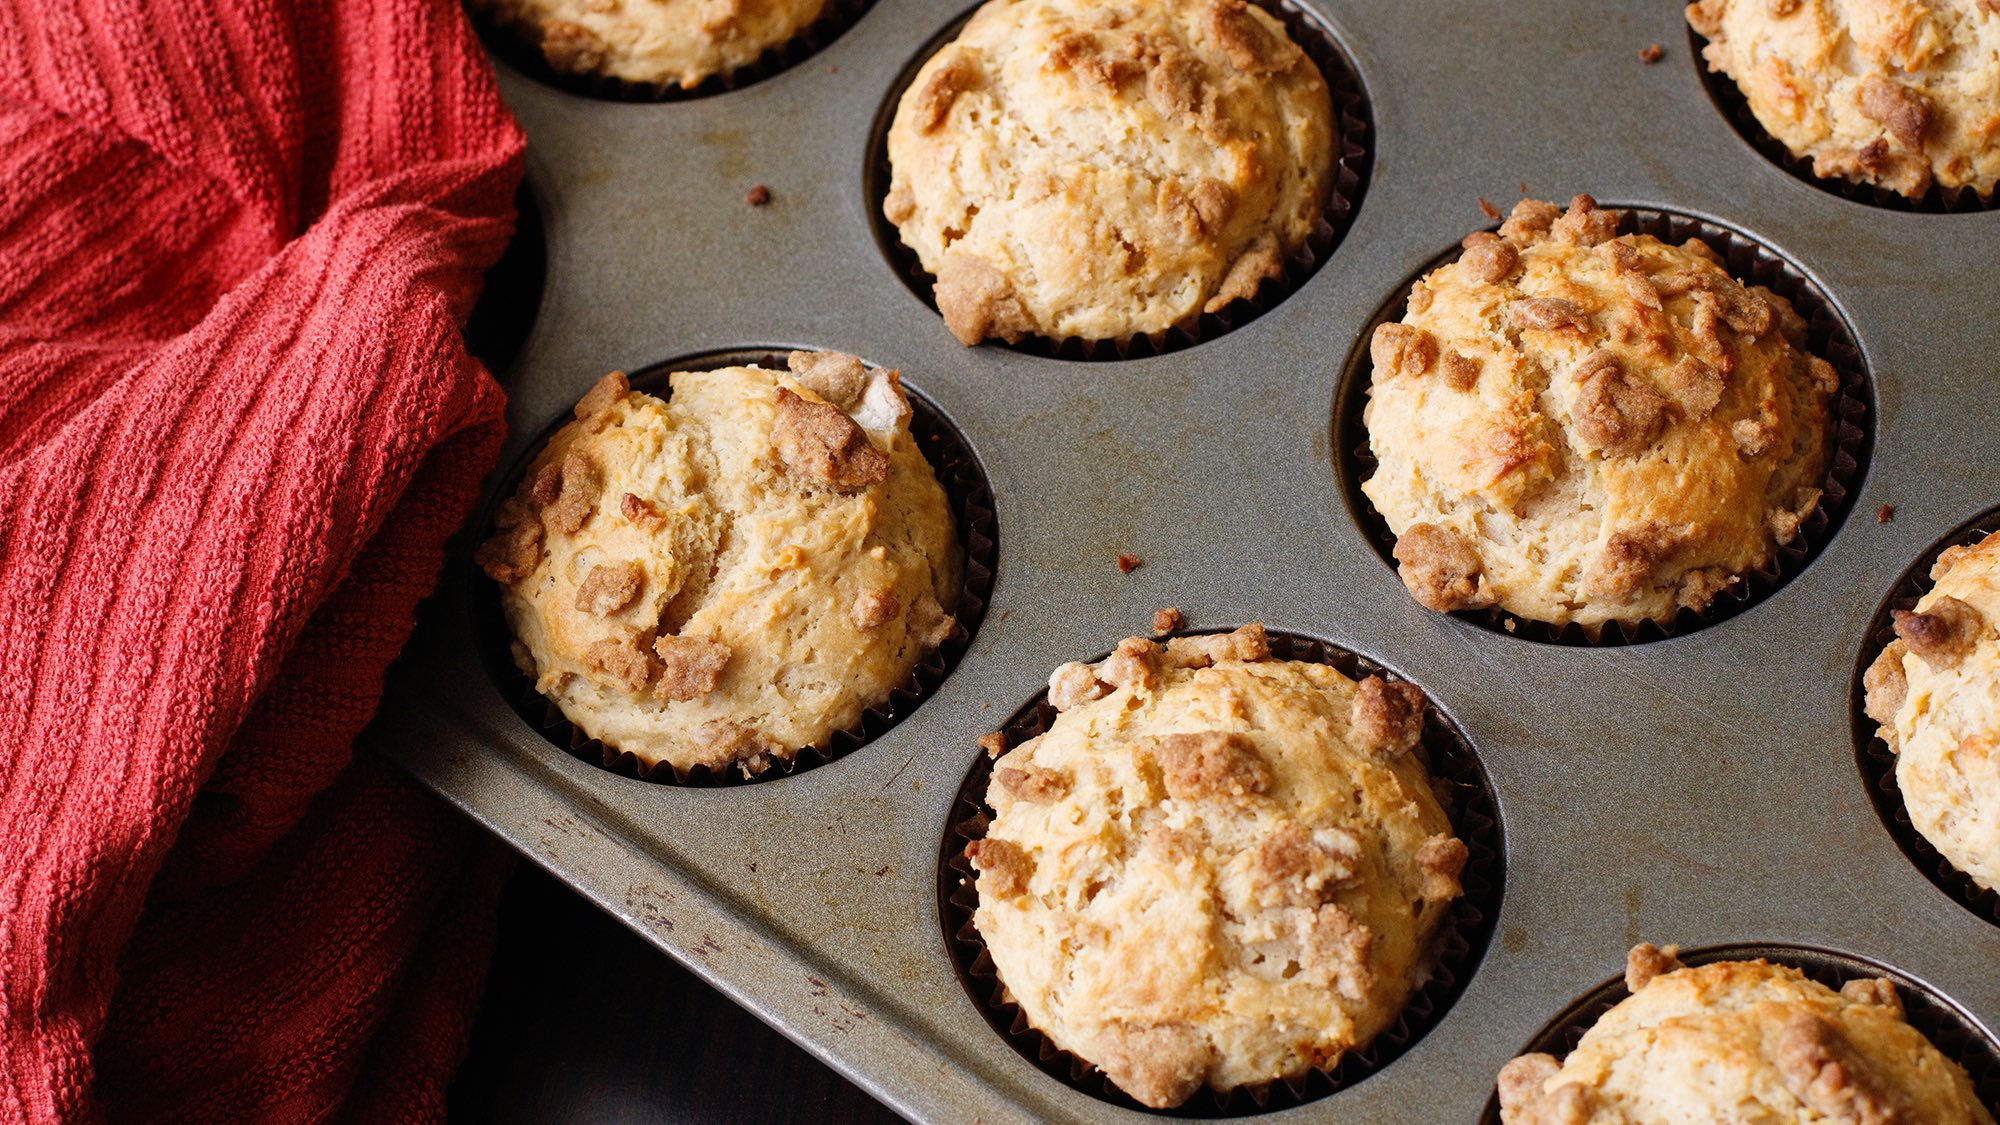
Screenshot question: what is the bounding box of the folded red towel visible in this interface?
[0,0,524,1120]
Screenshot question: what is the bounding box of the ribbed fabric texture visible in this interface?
[0,0,526,1121]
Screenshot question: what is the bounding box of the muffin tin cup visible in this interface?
[471,0,877,102]
[473,349,997,786]
[1687,27,2000,215]
[864,0,1372,362]
[937,628,1503,1116]
[1475,943,2000,1123]
[1337,205,1873,646]
[1855,506,2000,928]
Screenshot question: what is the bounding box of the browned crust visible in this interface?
[1857,76,1932,152]
[583,636,653,693]
[1392,523,1494,613]
[1839,977,1904,1019]
[1862,640,1908,744]
[850,586,901,629]
[1570,350,1667,457]
[1154,730,1271,801]
[1299,902,1375,1001]
[1203,232,1284,315]
[787,349,869,409]
[574,371,629,424]
[967,836,1034,899]
[933,255,1031,346]
[1202,0,1296,75]
[1099,636,1163,693]
[652,634,730,701]
[1624,941,1684,992]
[1048,661,1111,711]
[1162,623,1271,668]
[1093,1022,1213,1110]
[575,560,644,616]
[771,387,890,491]
[1370,322,1439,378]
[1457,231,1519,283]
[1349,676,1426,758]
[1775,1011,1906,1124]
[993,765,1068,802]
[1892,596,1985,665]
[1415,834,1468,901]
[540,451,604,536]
[1251,820,1361,906]
[476,497,544,584]
[912,51,981,133]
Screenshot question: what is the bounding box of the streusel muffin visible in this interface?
[882,0,1336,345]
[966,625,1468,1108]
[1864,528,2000,893]
[1499,944,1993,1123]
[475,0,828,89]
[1688,0,2000,200]
[478,352,961,776]
[1361,196,1837,632]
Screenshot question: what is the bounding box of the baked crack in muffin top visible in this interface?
[883,0,1336,345]
[1689,0,2000,199]
[475,0,830,89]
[1864,528,2000,893]
[1362,196,1838,631]
[479,352,961,776]
[1499,944,1995,1123]
[968,626,1467,1108]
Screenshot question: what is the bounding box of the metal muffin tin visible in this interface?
[366,1,2000,1120]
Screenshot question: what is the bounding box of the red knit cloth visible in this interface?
[0,0,525,1120]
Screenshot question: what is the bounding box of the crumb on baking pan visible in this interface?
[1477,197,1502,220]
[746,183,771,206]
[1639,43,1664,64]
[1877,503,1895,524]
[1117,553,1141,574]
[1153,607,1185,633]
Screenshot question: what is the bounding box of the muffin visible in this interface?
[1688,0,2000,200]
[477,352,961,776]
[1863,528,2000,893]
[475,0,828,89]
[1361,195,1838,632]
[965,625,1468,1108]
[1498,944,1994,1123]
[882,0,1336,346]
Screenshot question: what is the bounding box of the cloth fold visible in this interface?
[0,0,526,1120]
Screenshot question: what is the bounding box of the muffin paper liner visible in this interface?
[1475,943,2000,1123]
[936,629,1502,1116]
[865,0,1371,361]
[1338,205,1872,647]
[470,0,875,102]
[1686,27,1999,215]
[1854,506,2000,928]
[474,347,996,786]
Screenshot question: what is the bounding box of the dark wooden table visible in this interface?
[450,864,904,1124]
